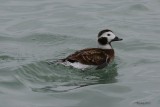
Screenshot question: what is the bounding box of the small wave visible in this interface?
[0,55,14,61]
[15,60,118,93]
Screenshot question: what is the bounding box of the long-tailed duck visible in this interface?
[57,29,123,70]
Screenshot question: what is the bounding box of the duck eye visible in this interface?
[107,34,111,36]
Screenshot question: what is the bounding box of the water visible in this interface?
[0,0,160,107]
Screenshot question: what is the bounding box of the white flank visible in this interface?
[60,61,93,70]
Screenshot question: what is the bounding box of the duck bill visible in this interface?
[112,36,123,41]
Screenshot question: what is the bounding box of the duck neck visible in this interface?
[98,43,113,49]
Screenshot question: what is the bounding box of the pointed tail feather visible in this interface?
[47,59,66,65]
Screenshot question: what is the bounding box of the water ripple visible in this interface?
[15,61,118,93]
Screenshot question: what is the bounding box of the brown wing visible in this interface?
[65,48,109,65]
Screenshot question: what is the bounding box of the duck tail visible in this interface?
[46,58,66,65]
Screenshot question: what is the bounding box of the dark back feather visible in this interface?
[65,48,114,65]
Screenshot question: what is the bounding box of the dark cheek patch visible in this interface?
[98,37,108,45]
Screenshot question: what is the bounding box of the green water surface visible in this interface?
[0,0,160,107]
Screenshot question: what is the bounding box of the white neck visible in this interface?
[98,43,112,49]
